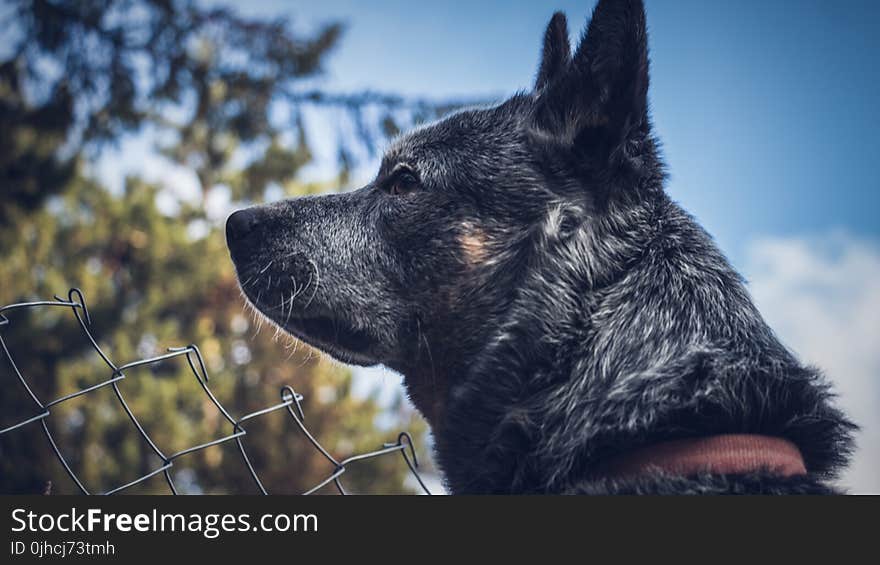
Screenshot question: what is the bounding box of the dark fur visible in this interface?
[226,0,855,494]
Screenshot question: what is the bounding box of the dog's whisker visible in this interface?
[251,290,265,336]
[303,259,320,310]
[417,319,437,389]
[285,291,296,325]
[290,276,305,300]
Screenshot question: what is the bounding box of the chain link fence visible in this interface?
[0,288,431,495]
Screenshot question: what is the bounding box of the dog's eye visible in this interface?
[386,171,420,196]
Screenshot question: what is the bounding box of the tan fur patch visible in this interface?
[586,112,610,127]
[458,226,490,266]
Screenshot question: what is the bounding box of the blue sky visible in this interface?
[222,0,880,269]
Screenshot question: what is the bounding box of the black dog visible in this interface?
[226,0,855,494]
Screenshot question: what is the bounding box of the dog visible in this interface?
[226,0,855,494]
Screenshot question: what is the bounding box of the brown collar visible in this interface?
[595,434,807,480]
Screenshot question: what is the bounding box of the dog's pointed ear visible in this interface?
[533,0,649,158]
[535,12,571,91]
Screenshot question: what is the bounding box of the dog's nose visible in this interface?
[226,208,259,246]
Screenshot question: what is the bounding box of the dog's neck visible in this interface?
[429,195,853,494]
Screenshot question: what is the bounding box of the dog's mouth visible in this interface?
[280,314,377,366]
[239,284,379,366]
[229,246,383,366]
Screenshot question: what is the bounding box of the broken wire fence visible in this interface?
[0,288,431,495]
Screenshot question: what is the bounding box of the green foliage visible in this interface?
[0,0,454,494]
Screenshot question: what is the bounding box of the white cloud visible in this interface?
[745,232,880,494]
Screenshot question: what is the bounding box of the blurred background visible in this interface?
[0,0,877,494]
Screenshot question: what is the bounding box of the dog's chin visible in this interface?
[280,315,380,366]
[241,297,378,368]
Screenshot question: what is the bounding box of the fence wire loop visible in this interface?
[0,288,431,495]
[281,385,306,422]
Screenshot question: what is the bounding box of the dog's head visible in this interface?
[226,0,660,417]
